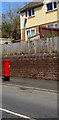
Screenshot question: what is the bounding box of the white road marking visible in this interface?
[0,108,31,119]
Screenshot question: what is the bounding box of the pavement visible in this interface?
[0,76,59,93]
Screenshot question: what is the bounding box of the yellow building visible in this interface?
[19,0,59,41]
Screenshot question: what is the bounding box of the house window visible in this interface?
[25,11,27,17]
[26,28,36,41]
[47,24,54,28]
[25,9,35,18]
[47,23,58,28]
[28,10,31,17]
[46,2,57,12]
[31,29,35,35]
[27,30,30,38]
[47,2,52,11]
[32,9,34,15]
[54,2,57,9]
[55,23,58,28]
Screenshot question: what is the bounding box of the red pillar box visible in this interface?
[4,59,10,81]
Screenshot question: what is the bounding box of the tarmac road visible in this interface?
[1,85,57,119]
[0,77,59,119]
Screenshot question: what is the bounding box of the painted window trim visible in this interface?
[26,28,36,41]
[46,2,57,13]
[25,9,35,18]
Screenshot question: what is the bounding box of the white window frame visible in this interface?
[46,23,58,28]
[46,2,57,12]
[25,9,35,18]
[26,28,36,41]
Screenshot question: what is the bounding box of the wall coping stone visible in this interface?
[2,53,59,59]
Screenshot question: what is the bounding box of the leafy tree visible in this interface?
[2,5,21,40]
[2,2,29,40]
[2,23,11,38]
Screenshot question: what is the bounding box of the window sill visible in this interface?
[46,9,57,14]
[25,16,35,19]
[28,15,35,19]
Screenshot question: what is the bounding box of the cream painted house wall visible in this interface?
[21,0,58,29]
[20,0,59,41]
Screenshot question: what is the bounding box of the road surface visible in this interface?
[0,84,57,120]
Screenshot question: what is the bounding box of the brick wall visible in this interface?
[2,54,59,80]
